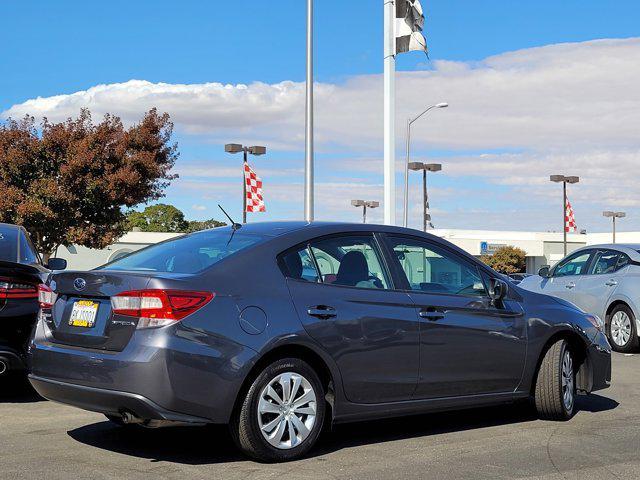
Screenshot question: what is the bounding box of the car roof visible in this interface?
[202,221,484,266]
[206,221,441,238]
[574,243,640,261]
[0,222,22,231]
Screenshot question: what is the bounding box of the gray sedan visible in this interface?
[520,244,640,352]
[28,222,611,462]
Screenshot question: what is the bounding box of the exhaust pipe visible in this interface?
[0,360,8,376]
[121,411,145,425]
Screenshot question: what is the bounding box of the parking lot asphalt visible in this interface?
[1,352,638,480]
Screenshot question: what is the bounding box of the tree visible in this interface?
[186,218,226,232]
[0,108,178,259]
[126,205,226,233]
[480,245,527,274]
[126,204,189,232]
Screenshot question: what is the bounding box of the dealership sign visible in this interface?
[480,242,505,255]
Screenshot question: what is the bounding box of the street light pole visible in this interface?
[225,143,267,224]
[351,200,379,224]
[409,162,442,232]
[550,175,580,256]
[304,0,314,222]
[603,211,626,243]
[243,149,248,223]
[403,102,448,227]
[563,180,567,256]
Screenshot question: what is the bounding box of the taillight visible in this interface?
[0,279,38,299]
[37,284,56,307]
[111,289,214,329]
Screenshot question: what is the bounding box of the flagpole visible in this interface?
[304,0,314,222]
[383,0,396,226]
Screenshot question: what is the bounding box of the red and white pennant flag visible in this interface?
[565,197,577,232]
[244,163,265,213]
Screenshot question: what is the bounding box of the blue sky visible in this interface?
[2,1,640,231]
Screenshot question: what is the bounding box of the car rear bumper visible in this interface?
[0,348,26,372]
[29,375,210,424]
[29,321,258,424]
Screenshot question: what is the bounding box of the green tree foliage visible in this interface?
[126,205,226,233]
[0,108,178,257]
[126,204,188,232]
[480,245,527,274]
[186,219,226,232]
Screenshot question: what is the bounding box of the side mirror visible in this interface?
[488,278,508,305]
[46,258,67,271]
[538,266,551,278]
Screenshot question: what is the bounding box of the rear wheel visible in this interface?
[230,358,325,462]
[534,339,575,420]
[607,304,639,353]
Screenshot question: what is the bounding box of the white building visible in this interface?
[55,231,182,271]
[55,227,635,274]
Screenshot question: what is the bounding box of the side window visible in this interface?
[589,250,620,275]
[19,231,38,264]
[309,235,389,289]
[553,252,592,277]
[279,246,320,282]
[386,236,487,297]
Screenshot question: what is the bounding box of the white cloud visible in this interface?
[191,204,207,211]
[4,38,639,153]
[4,37,640,231]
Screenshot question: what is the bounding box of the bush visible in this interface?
[480,245,527,274]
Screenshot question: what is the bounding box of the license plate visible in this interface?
[69,300,99,328]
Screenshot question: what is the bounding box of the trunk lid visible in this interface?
[45,270,154,351]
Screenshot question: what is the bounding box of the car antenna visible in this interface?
[218,205,242,231]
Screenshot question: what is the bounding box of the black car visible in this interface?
[28,222,611,462]
[0,223,66,377]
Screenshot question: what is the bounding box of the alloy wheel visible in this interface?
[257,372,317,450]
[611,311,632,347]
[561,350,574,412]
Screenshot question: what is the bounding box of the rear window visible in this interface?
[99,230,264,273]
[0,225,18,262]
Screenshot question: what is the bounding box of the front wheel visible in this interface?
[534,339,575,421]
[230,358,325,462]
[607,304,639,353]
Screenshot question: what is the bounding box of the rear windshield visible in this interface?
[99,230,265,273]
[0,225,18,262]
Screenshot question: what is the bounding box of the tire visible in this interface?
[607,304,639,353]
[230,358,325,462]
[534,339,576,421]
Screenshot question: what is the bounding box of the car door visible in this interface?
[573,250,627,317]
[536,250,595,304]
[381,234,527,399]
[281,233,420,404]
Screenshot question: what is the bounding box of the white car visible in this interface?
[519,244,640,352]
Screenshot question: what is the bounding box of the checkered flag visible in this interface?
[396,0,428,55]
[565,197,577,232]
[244,163,265,213]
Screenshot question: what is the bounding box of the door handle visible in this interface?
[565,282,576,289]
[307,306,337,319]
[605,279,618,287]
[419,308,445,321]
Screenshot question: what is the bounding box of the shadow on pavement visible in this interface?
[66,393,618,465]
[68,422,245,464]
[576,393,619,413]
[0,374,44,403]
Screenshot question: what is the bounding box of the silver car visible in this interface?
[519,244,640,352]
